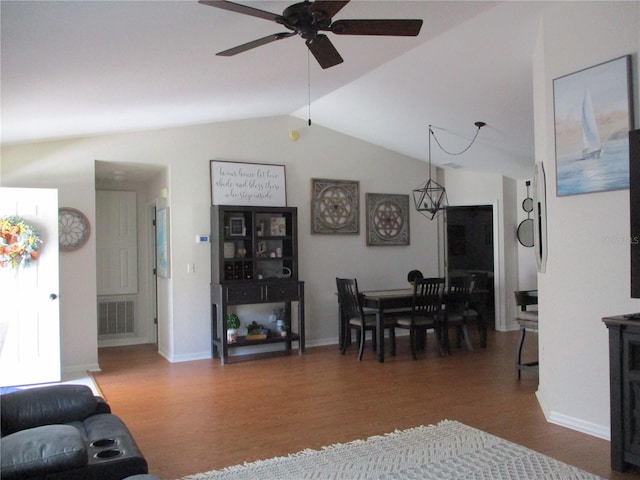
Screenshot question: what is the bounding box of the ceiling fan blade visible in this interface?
[306,34,343,69]
[330,19,423,36]
[309,1,350,19]
[199,0,279,22]
[217,32,294,57]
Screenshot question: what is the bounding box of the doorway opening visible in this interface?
[95,161,166,350]
[446,205,495,324]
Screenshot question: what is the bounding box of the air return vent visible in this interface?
[98,298,135,335]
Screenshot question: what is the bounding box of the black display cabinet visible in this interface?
[210,205,304,364]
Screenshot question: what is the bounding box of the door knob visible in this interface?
[49,293,58,301]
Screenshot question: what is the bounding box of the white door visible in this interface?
[0,187,61,386]
[96,190,138,295]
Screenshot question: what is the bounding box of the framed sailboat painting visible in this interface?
[553,55,634,196]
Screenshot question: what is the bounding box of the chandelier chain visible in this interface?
[430,124,483,156]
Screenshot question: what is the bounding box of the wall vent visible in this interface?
[98,298,136,336]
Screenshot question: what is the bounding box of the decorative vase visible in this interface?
[227,328,238,343]
[276,319,287,337]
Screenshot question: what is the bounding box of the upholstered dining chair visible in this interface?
[394,277,445,360]
[442,275,481,353]
[336,278,396,361]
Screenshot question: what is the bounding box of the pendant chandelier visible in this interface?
[413,122,486,220]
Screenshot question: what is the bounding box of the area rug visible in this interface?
[179,420,603,480]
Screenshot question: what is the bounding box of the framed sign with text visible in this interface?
[210,160,287,206]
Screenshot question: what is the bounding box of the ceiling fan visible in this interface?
[199,0,423,69]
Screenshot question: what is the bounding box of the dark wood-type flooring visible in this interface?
[95,329,640,480]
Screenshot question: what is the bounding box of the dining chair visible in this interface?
[394,277,445,360]
[443,275,480,353]
[335,278,396,361]
[514,290,538,379]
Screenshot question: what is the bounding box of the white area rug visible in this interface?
[179,420,603,480]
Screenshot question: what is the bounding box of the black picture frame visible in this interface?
[229,217,245,236]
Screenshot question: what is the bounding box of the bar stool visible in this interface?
[514,290,538,379]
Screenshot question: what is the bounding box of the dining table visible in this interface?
[358,286,491,362]
[359,288,415,363]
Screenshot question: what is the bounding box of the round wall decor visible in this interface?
[517,218,534,248]
[59,207,91,251]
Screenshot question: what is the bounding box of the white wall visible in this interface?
[533,2,640,439]
[1,116,444,367]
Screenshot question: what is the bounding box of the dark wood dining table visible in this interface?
[359,286,491,362]
[360,288,415,363]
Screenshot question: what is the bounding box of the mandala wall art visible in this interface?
[366,193,410,246]
[311,179,359,234]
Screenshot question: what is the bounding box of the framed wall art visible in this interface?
[366,193,410,246]
[228,217,245,236]
[553,55,634,196]
[311,178,359,234]
[210,160,287,206]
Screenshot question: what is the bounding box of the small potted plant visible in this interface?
[246,321,269,340]
[273,306,287,337]
[226,313,240,343]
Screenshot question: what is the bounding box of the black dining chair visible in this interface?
[514,290,538,379]
[394,277,445,360]
[443,275,479,353]
[336,278,396,361]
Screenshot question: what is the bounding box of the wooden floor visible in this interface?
[95,329,640,480]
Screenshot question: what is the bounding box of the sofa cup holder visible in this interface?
[91,438,117,448]
[94,448,123,459]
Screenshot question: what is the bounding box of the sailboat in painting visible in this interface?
[581,88,602,160]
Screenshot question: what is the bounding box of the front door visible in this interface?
[0,187,61,386]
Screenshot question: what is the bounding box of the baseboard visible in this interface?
[98,336,152,348]
[306,337,339,348]
[536,389,610,440]
[159,350,211,363]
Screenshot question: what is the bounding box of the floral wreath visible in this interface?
[0,216,43,269]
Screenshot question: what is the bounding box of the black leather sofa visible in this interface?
[1,384,149,480]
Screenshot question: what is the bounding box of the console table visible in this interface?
[211,281,305,364]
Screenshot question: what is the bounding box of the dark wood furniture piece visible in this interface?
[336,278,396,361]
[210,205,304,364]
[393,278,446,360]
[514,290,538,379]
[444,275,480,353]
[603,314,640,472]
[630,129,640,299]
[360,288,426,363]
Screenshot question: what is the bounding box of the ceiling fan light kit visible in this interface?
[199,0,423,69]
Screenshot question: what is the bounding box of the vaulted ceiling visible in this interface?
[1,1,547,179]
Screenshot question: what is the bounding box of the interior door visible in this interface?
[0,187,61,387]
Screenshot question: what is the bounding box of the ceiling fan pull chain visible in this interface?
[308,49,312,126]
